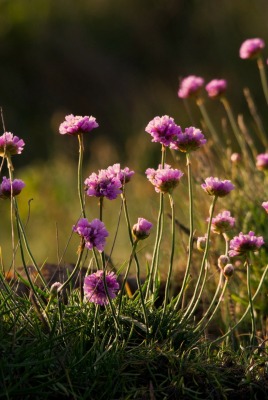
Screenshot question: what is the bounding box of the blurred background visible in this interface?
[1,0,268,271]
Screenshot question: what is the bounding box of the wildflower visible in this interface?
[210,210,235,234]
[201,177,234,197]
[84,270,119,306]
[205,79,227,98]
[132,218,153,241]
[197,235,207,252]
[262,201,268,213]
[256,153,268,171]
[178,75,204,99]
[145,164,183,194]
[223,264,234,278]
[106,163,134,185]
[59,114,99,136]
[73,218,109,252]
[85,169,122,200]
[239,38,265,60]
[0,177,25,199]
[0,132,25,157]
[229,231,264,257]
[145,115,182,148]
[230,153,241,163]
[173,126,206,152]
[218,255,230,270]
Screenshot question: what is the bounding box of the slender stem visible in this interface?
[134,244,149,336]
[246,258,257,346]
[257,56,268,105]
[7,157,16,274]
[196,97,222,146]
[77,133,86,218]
[58,240,85,293]
[98,197,105,269]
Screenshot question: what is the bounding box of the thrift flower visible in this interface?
[210,210,235,234]
[132,218,153,241]
[205,79,227,98]
[256,153,268,171]
[178,75,204,98]
[229,231,264,257]
[218,255,230,270]
[0,177,25,199]
[84,270,119,306]
[0,132,25,157]
[201,177,234,197]
[73,218,109,252]
[145,115,182,148]
[239,38,265,60]
[173,126,206,152]
[146,164,183,194]
[262,201,268,213]
[106,163,134,185]
[85,169,122,200]
[223,264,234,278]
[59,114,99,136]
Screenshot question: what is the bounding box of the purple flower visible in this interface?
[173,126,206,152]
[178,75,204,99]
[205,79,227,98]
[146,164,184,194]
[132,218,153,241]
[201,177,235,197]
[0,132,25,157]
[106,163,135,185]
[84,270,119,306]
[239,38,265,59]
[229,231,264,257]
[85,169,122,200]
[256,153,268,171]
[73,218,109,252]
[59,114,99,136]
[210,210,235,234]
[262,201,268,213]
[145,115,182,148]
[0,177,25,199]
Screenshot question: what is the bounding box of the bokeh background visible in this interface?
[1,0,268,270]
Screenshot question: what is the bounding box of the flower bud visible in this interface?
[218,255,230,270]
[223,264,234,278]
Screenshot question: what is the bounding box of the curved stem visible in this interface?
[77,133,86,218]
[58,240,85,293]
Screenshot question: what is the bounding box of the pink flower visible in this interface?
[59,114,99,136]
[229,231,264,257]
[205,79,227,98]
[262,202,268,213]
[146,164,183,194]
[85,169,122,200]
[239,38,265,59]
[0,132,25,157]
[256,153,268,171]
[230,153,241,163]
[106,163,134,185]
[210,210,235,234]
[145,115,182,148]
[84,270,119,306]
[178,75,204,98]
[201,177,235,197]
[173,126,206,152]
[73,218,109,252]
[0,177,25,199]
[132,218,153,241]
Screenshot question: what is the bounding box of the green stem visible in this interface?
[196,97,222,146]
[58,240,85,293]
[98,197,105,269]
[77,133,86,218]
[257,56,268,105]
[118,241,137,316]
[246,258,257,346]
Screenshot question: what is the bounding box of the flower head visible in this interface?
[85,169,122,200]
[59,114,99,136]
[201,177,234,197]
[106,163,134,185]
[178,75,204,99]
[0,132,25,157]
[84,270,119,306]
[146,164,183,194]
[173,126,206,152]
[210,210,235,234]
[145,115,182,148]
[205,79,227,98]
[239,38,265,59]
[218,255,230,270]
[0,177,25,199]
[256,153,268,171]
[262,201,268,213]
[229,231,264,257]
[223,264,234,278]
[197,235,207,252]
[73,218,109,252]
[132,218,153,241]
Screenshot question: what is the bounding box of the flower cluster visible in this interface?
[239,38,265,59]
[145,115,182,148]
[173,126,206,152]
[201,177,235,197]
[178,75,204,98]
[210,210,235,234]
[0,177,25,199]
[106,163,134,185]
[146,164,183,194]
[84,270,119,306]
[205,79,227,98]
[0,132,25,157]
[132,218,153,241]
[256,153,268,171]
[85,169,122,200]
[73,218,109,252]
[59,114,99,136]
[229,231,264,257]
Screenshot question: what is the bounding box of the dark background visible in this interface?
[1,0,268,167]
